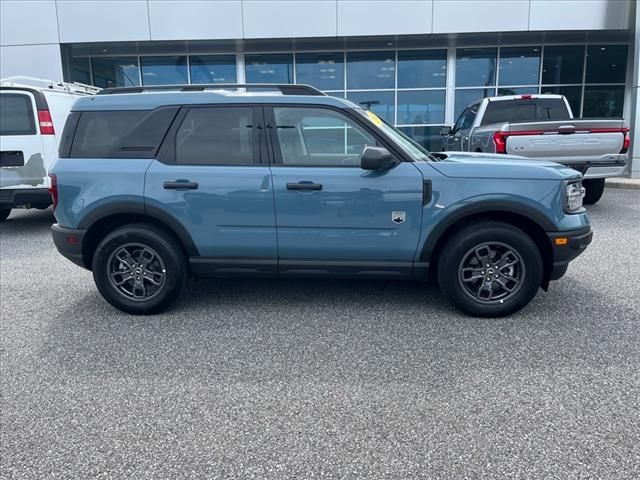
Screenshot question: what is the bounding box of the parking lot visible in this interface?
[0,188,638,479]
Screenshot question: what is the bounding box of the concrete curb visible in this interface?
[605,178,640,190]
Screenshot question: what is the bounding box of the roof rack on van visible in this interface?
[0,76,101,95]
[96,83,325,96]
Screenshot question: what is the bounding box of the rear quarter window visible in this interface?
[481,99,571,125]
[69,107,178,158]
[0,93,36,136]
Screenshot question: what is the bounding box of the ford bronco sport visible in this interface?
[50,84,592,317]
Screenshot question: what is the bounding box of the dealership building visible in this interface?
[1,0,639,177]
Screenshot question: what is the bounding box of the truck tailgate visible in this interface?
[503,119,626,165]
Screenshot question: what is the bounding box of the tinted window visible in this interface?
[498,46,541,86]
[456,48,497,87]
[272,107,377,166]
[0,94,36,136]
[91,57,140,88]
[396,90,445,124]
[70,57,91,85]
[586,45,627,84]
[583,86,624,118]
[347,51,395,89]
[542,46,585,85]
[541,85,582,116]
[141,56,188,85]
[347,91,394,123]
[454,88,495,118]
[397,50,446,88]
[295,52,344,91]
[398,126,444,152]
[71,111,147,157]
[175,107,254,165]
[481,99,570,125]
[245,54,293,83]
[189,55,237,84]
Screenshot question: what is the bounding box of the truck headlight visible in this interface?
[565,181,585,213]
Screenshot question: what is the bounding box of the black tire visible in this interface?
[0,208,10,222]
[92,224,188,315]
[582,178,605,205]
[437,221,543,317]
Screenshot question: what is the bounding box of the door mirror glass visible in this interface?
[360,146,395,171]
[440,126,452,136]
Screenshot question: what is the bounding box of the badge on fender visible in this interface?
[392,212,406,224]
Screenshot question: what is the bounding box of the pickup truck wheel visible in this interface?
[92,224,188,315]
[437,222,543,317]
[0,208,10,222]
[582,178,605,205]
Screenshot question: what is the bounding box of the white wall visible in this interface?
[0,44,63,80]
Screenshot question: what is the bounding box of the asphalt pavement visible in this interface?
[1,188,639,479]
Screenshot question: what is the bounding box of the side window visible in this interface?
[175,107,255,165]
[0,93,36,136]
[272,107,377,166]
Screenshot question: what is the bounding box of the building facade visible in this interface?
[1,0,638,177]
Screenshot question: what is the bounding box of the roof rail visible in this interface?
[96,83,325,96]
[0,76,101,95]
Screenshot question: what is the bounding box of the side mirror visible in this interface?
[440,126,452,136]
[360,146,395,171]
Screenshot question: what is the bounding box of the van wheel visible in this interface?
[437,221,543,317]
[0,208,10,222]
[92,224,188,315]
[582,178,605,205]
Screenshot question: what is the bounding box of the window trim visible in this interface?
[157,104,264,166]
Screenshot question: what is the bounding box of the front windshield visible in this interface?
[355,109,433,161]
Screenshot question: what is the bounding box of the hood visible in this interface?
[428,151,582,180]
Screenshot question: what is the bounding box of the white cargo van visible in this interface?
[0,77,99,221]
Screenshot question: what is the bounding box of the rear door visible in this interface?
[145,104,278,275]
[0,90,46,190]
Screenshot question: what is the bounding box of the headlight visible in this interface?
[565,181,585,213]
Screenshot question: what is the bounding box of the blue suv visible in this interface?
[50,84,592,317]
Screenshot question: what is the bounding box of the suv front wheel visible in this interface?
[437,221,543,317]
[92,224,188,314]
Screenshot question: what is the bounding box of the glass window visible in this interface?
[141,56,188,85]
[454,88,495,118]
[0,94,36,136]
[583,86,625,118]
[497,87,539,96]
[585,45,628,84]
[70,57,91,85]
[70,111,147,157]
[397,50,446,88]
[346,51,395,89]
[189,55,237,84]
[498,46,541,86]
[481,98,571,125]
[347,91,394,123]
[456,48,497,87]
[245,54,293,84]
[91,57,140,88]
[396,90,445,125]
[541,85,582,116]
[295,52,344,91]
[453,106,478,132]
[542,46,584,85]
[272,107,377,166]
[398,126,444,152]
[176,107,254,165]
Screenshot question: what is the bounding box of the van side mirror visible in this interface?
[440,126,452,136]
[360,146,395,171]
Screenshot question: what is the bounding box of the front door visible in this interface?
[267,105,424,277]
[145,105,277,275]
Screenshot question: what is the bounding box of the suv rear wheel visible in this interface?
[92,224,188,314]
[437,221,543,317]
[582,178,605,205]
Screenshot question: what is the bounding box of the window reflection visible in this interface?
[456,48,497,87]
[586,45,627,84]
[91,57,140,88]
[454,88,495,118]
[347,91,395,123]
[245,54,293,84]
[189,55,237,84]
[70,57,91,85]
[396,90,445,125]
[141,56,188,85]
[542,46,584,85]
[397,50,446,88]
[541,85,582,116]
[399,126,444,152]
[347,51,395,90]
[583,86,624,118]
[296,52,344,91]
[498,46,540,86]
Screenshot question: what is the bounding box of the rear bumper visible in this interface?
[51,223,88,269]
[583,165,627,179]
[564,156,628,179]
[0,188,51,209]
[547,225,593,280]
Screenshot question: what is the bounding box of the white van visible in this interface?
[0,77,99,221]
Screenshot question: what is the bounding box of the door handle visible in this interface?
[286,182,322,191]
[163,180,199,190]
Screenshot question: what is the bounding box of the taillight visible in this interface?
[621,128,630,154]
[38,110,55,135]
[48,173,58,210]
[493,131,507,154]
[520,95,533,99]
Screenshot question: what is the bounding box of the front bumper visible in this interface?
[51,223,88,269]
[547,225,593,280]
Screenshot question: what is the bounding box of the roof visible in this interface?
[72,90,357,111]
